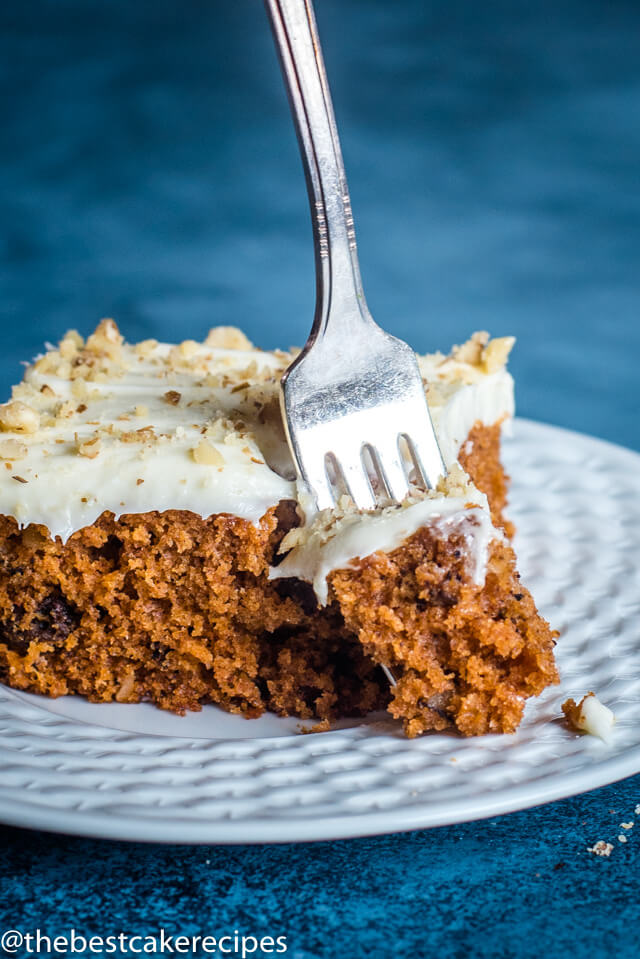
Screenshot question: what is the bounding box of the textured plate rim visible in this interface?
[0,749,639,845]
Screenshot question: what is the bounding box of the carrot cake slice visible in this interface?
[0,320,558,736]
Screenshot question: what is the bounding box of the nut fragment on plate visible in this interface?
[562,692,616,742]
[587,841,614,857]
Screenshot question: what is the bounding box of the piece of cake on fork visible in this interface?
[0,320,558,736]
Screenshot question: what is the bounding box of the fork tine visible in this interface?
[336,450,377,511]
[298,448,336,511]
[403,428,446,491]
[371,439,410,504]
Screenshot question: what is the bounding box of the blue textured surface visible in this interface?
[1,0,640,955]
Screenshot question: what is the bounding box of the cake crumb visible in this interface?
[618,834,627,843]
[299,719,331,734]
[621,822,633,830]
[587,841,613,857]
[562,692,615,742]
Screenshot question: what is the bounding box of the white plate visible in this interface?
[1,419,639,844]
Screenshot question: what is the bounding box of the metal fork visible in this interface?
[266,0,446,512]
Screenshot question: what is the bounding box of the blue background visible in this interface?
[1,0,639,955]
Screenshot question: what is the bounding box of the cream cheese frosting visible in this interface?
[0,321,514,594]
[270,466,500,605]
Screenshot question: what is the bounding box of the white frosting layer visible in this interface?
[0,324,513,592]
[0,325,296,541]
[428,372,513,467]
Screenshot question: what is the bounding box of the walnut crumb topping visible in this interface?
[77,436,101,459]
[0,401,40,434]
[204,326,253,350]
[481,337,515,374]
[191,440,225,466]
[164,390,181,406]
[134,339,159,358]
[432,332,515,383]
[0,439,28,460]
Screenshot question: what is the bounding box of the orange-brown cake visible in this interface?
[0,321,558,736]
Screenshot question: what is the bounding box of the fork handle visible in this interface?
[265,0,372,340]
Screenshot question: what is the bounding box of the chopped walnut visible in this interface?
[436,332,514,378]
[84,319,124,366]
[163,390,181,406]
[452,332,489,366]
[0,440,29,460]
[87,318,122,347]
[167,340,200,370]
[191,439,225,466]
[59,330,83,360]
[481,336,516,374]
[60,329,84,351]
[77,436,101,459]
[71,378,90,400]
[119,427,156,443]
[435,462,472,499]
[55,401,76,420]
[205,326,253,350]
[0,401,40,434]
[134,339,159,358]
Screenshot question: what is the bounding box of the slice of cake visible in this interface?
[0,320,558,736]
